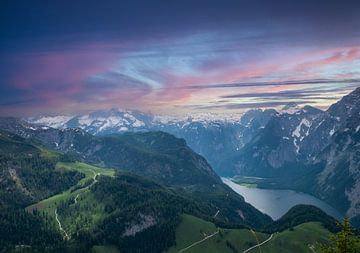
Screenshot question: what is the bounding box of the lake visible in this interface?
[222,177,342,220]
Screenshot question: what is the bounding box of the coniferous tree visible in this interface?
[320,218,360,253]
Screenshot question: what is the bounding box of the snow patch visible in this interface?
[30,115,72,128]
[329,128,335,136]
[292,118,311,138]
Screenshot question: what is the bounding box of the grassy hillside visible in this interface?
[261,222,331,253]
[166,214,331,253]
[0,120,272,228]
[27,163,208,253]
[0,130,83,209]
[27,162,115,216]
[0,124,337,253]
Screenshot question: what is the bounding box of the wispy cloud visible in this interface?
[1,31,360,116]
[183,78,360,90]
[219,84,356,99]
[184,101,315,110]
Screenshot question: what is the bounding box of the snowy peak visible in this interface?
[278,103,322,116]
[66,109,153,134]
[328,87,360,120]
[240,109,277,128]
[280,102,302,115]
[27,109,154,135]
[299,105,323,115]
[28,115,73,128]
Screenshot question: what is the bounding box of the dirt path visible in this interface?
[177,230,219,253]
[72,170,99,205]
[56,170,100,239]
[73,194,80,204]
[242,233,273,253]
[55,209,70,240]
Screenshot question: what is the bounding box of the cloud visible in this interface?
[184,78,360,90]
[1,23,360,116]
[220,85,353,99]
[185,101,316,110]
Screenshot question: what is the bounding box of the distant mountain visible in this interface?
[220,105,323,176]
[26,108,276,174]
[0,123,338,253]
[220,87,360,221]
[0,117,272,229]
[312,123,360,216]
[154,109,276,173]
[300,87,360,158]
[20,87,360,222]
[29,108,153,133]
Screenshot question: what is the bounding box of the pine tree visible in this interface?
[320,218,360,253]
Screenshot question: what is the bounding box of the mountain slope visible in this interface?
[219,105,322,176]
[312,120,360,216]
[26,108,276,175]
[0,118,272,228]
[218,87,360,220]
[0,130,83,209]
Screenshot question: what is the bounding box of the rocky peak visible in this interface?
[327,87,360,118]
[280,102,302,114]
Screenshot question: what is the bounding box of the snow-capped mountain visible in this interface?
[222,88,360,177]
[218,104,324,176]
[218,87,360,220]
[279,102,303,115]
[29,108,153,134]
[20,87,360,221]
[28,115,74,129]
[26,108,275,173]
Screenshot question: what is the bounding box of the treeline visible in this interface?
[264,204,339,233]
[0,134,86,252]
[0,154,83,209]
[55,172,234,253]
[0,209,66,253]
[93,174,182,253]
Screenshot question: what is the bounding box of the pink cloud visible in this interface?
[296,47,360,72]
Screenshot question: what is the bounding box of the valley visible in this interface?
[26,88,360,224]
[1,87,360,252]
[2,1,360,252]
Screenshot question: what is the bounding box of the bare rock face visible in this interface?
[122,214,157,237]
[217,88,360,219]
[25,108,277,175]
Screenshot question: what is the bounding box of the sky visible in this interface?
[1,0,360,116]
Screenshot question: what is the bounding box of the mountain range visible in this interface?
[26,87,360,223]
[2,88,359,252]
[28,107,277,175]
[0,117,338,253]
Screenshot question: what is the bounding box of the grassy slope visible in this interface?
[25,162,331,253]
[27,162,119,252]
[261,222,331,253]
[166,215,331,253]
[26,162,115,217]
